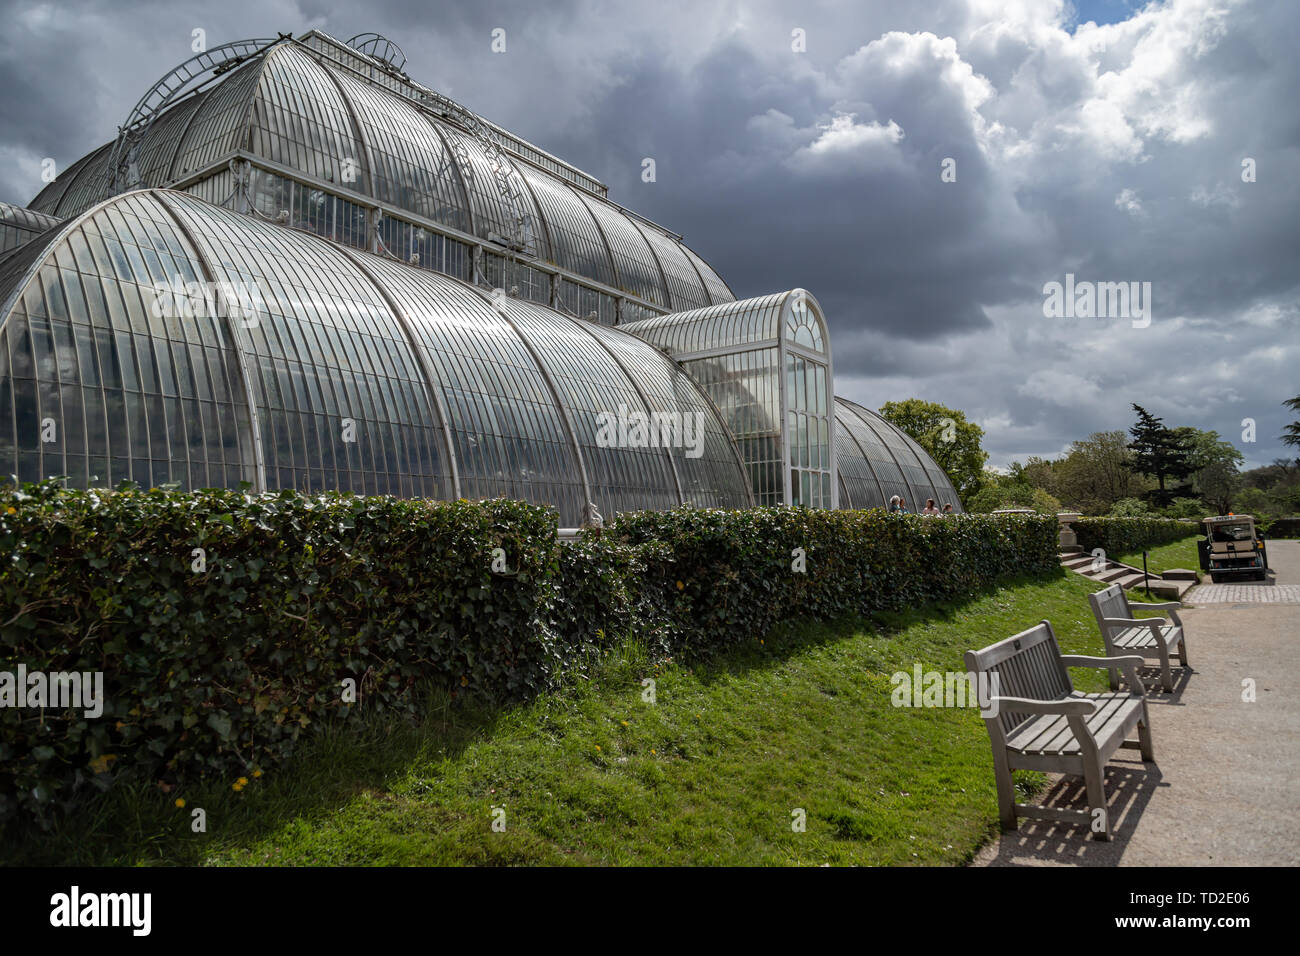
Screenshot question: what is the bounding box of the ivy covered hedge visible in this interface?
[0,482,561,827]
[1074,516,1200,557]
[610,508,1060,650]
[1,482,1057,828]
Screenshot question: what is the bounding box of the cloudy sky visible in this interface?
[2,0,1296,469]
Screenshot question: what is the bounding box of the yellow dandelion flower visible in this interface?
[5,506,15,515]
[175,798,186,808]
[237,776,249,786]
[675,580,684,590]
[595,745,602,751]
[252,769,263,778]
[232,782,243,791]
[620,720,628,727]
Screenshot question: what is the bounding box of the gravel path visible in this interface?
[971,539,1300,866]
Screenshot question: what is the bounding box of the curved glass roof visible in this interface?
[0,189,752,524]
[1,201,62,258]
[834,398,962,512]
[28,35,733,315]
[620,289,826,357]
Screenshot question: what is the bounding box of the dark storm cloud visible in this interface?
[1,0,1296,470]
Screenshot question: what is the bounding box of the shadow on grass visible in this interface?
[1,569,1069,866]
[1,689,514,866]
[685,569,1072,689]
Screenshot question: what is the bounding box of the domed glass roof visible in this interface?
[834,398,961,511]
[0,189,752,524]
[28,33,732,316]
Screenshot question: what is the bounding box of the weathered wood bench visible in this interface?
[1088,583,1188,693]
[965,621,1154,840]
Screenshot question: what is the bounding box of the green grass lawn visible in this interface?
[1116,536,1201,576]
[3,570,1119,867]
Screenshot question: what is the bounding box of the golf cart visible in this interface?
[1197,514,1269,583]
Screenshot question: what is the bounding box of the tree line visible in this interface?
[878,396,1300,520]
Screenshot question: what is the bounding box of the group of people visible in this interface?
[887,495,954,516]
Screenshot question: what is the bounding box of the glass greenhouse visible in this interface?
[0,29,961,521]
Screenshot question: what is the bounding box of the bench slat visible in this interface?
[1007,693,1140,756]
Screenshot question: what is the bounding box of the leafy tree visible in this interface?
[878,398,989,501]
[1109,497,1153,517]
[1163,497,1209,519]
[966,473,1011,513]
[1238,460,1300,517]
[1054,431,1151,514]
[1019,456,1060,498]
[1241,460,1299,493]
[1028,487,1063,514]
[1172,426,1244,514]
[1127,405,1193,506]
[1234,487,1278,520]
[965,475,1059,514]
[966,485,1002,514]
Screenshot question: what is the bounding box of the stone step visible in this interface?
[1061,557,1197,598]
[1113,572,1149,590]
[1145,578,1195,599]
[1099,566,1138,583]
[1161,568,1200,581]
[1059,546,1083,555]
[1071,568,1110,582]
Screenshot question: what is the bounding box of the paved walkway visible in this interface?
[1185,583,1300,604]
[972,539,1300,866]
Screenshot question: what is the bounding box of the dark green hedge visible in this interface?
[1,482,1058,828]
[0,482,560,827]
[606,508,1060,651]
[1261,516,1300,538]
[1074,516,1200,557]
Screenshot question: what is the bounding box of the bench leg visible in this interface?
[991,748,1017,832]
[1101,633,1120,691]
[1157,644,1173,693]
[1137,713,1155,763]
[1084,756,1111,840]
[1178,636,1190,668]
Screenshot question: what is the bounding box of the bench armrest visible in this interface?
[1134,601,1183,627]
[1060,654,1145,691]
[989,695,1097,716]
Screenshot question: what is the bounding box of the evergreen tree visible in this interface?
[1126,404,1192,506]
[1282,396,1300,456]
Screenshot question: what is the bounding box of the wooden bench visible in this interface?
[1088,583,1188,693]
[965,621,1153,840]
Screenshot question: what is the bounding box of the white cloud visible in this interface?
[1114,187,1146,216]
[1190,181,1240,208]
[1017,368,1103,405]
[786,114,905,172]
